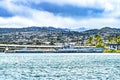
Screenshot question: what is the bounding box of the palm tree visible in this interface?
[108,36,120,44]
[94,34,100,44]
[87,36,93,46]
[108,37,115,44]
[94,34,101,40]
[116,36,120,44]
[94,34,104,47]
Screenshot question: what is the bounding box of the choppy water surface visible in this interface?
[0,53,120,80]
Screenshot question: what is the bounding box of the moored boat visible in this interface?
[13,45,104,53]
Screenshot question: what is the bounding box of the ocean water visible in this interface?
[0,53,120,80]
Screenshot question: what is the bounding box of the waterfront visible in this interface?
[0,53,120,80]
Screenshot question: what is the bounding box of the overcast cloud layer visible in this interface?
[0,0,120,29]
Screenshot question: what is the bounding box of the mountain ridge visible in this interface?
[0,26,120,38]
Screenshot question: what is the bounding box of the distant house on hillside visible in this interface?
[107,44,120,50]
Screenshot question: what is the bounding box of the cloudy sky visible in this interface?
[0,0,120,29]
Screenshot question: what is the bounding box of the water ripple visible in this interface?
[0,54,120,80]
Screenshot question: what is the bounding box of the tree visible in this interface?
[116,36,120,44]
[108,36,120,44]
[94,34,101,41]
[87,36,93,46]
[108,37,113,43]
[49,40,55,45]
[18,42,23,45]
[94,34,104,48]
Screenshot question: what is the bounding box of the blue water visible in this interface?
[0,53,120,80]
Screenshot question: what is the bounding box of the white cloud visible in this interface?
[0,16,35,28]
[0,11,120,29]
[0,0,120,29]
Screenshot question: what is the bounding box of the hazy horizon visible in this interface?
[0,0,120,29]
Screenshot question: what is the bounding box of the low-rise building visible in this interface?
[107,44,120,50]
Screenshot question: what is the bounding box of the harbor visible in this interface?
[0,0,120,79]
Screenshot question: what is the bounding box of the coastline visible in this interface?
[1,52,120,55]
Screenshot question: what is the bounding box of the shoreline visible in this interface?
[1,52,120,55]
